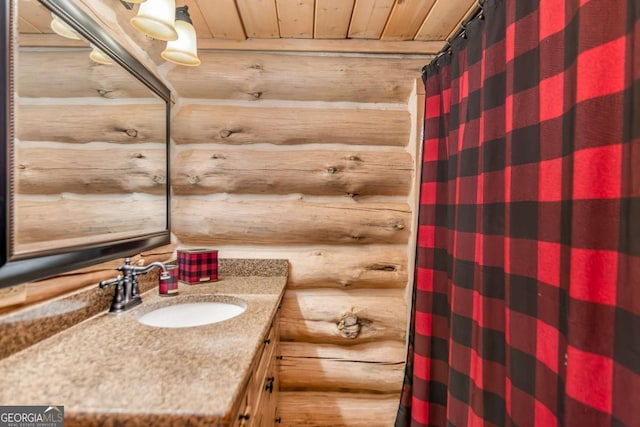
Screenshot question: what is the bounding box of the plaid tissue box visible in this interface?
[177,249,218,284]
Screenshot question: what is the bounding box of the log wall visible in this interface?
[12,55,167,254]
[170,51,427,426]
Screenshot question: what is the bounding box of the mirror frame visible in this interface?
[0,0,171,287]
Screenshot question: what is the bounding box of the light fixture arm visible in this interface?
[175,5,192,24]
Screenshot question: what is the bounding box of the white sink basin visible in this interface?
[138,301,246,328]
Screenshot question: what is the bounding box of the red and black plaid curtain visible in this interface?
[397,0,639,426]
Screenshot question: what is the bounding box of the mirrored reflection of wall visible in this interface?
[13,0,168,257]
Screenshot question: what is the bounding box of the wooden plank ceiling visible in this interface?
[187,0,476,53]
[183,0,477,41]
[19,0,476,54]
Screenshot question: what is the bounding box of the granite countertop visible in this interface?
[0,260,288,427]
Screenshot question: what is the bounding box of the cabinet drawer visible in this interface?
[232,391,250,427]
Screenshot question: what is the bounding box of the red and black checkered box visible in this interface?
[177,249,218,284]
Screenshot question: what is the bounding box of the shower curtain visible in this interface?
[397,0,639,426]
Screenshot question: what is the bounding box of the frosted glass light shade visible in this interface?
[130,0,177,41]
[89,45,113,65]
[50,13,83,40]
[161,19,200,66]
[126,0,147,3]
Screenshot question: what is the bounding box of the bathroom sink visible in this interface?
[137,301,246,328]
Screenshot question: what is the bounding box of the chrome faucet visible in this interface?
[99,258,169,313]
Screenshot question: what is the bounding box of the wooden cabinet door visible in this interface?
[234,312,280,427]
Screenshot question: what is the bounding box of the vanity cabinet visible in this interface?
[0,263,289,427]
[234,311,279,427]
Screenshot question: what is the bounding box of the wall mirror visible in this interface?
[1,0,171,287]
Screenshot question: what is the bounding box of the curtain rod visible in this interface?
[423,0,485,73]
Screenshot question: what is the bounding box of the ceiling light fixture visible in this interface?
[161,6,200,67]
[89,44,113,65]
[50,13,83,40]
[130,0,178,41]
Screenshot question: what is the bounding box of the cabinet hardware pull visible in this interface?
[275,417,282,423]
[239,414,250,420]
[264,339,271,344]
[265,376,275,393]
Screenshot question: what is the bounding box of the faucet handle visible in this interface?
[117,258,132,272]
[99,275,123,289]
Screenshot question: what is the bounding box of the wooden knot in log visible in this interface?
[249,64,263,70]
[337,312,360,339]
[248,91,263,99]
[187,175,200,184]
[346,192,358,198]
[153,174,166,184]
[125,129,138,138]
[97,89,112,98]
[219,129,241,138]
[211,154,226,159]
[327,166,338,174]
[393,222,406,230]
[338,279,351,287]
[346,155,362,162]
[369,264,397,272]
[133,153,146,159]
[18,164,26,170]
